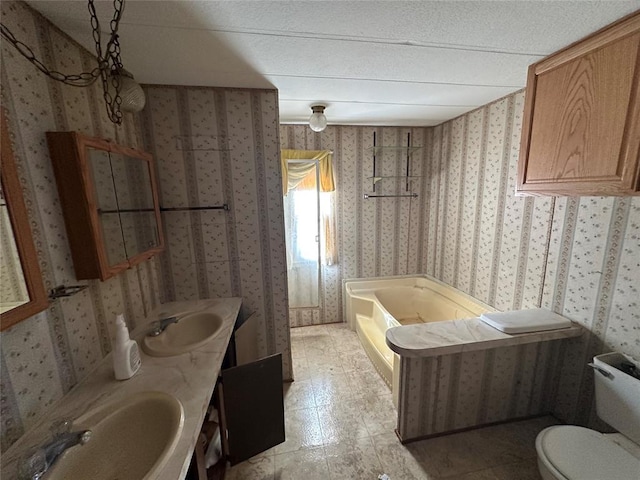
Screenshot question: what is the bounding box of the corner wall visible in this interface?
[426,90,640,426]
[0,1,161,452]
[140,86,292,380]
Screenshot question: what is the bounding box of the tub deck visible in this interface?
[386,317,583,357]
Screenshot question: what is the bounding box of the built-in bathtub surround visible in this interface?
[0,1,161,453]
[1,298,242,480]
[140,86,292,381]
[394,340,565,442]
[344,274,494,399]
[386,312,583,441]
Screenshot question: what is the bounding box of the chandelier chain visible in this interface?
[0,24,100,87]
[0,0,129,124]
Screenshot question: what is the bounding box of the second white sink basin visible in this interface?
[142,311,224,357]
[46,391,184,480]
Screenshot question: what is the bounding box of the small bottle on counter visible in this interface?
[113,314,141,380]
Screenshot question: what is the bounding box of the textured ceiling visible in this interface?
[25,1,640,126]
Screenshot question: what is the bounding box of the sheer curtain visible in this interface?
[282,150,337,307]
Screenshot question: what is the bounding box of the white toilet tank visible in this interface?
[593,352,640,445]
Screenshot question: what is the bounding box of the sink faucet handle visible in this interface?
[50,419,72,438]
[78,430,92,445]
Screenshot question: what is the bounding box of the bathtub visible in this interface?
[344,275,494,403]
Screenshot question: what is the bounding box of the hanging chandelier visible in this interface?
[0,0,145,125]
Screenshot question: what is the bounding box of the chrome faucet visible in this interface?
[147,315,179,337]
[20,419,91,479]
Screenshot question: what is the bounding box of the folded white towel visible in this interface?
[480,308,571,334]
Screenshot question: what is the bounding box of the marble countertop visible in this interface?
[1,297,242,480]
[386,317,583,357]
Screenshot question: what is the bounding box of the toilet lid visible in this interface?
[538,426,640,480]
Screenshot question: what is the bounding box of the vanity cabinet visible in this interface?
[47,132,163,281]
[517,12,640,196]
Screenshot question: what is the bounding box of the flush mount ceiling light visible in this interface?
[0,0,144,124]
[309,105,328,132]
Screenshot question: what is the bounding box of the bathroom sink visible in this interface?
[46,391,184,480]
[142,311,224,357]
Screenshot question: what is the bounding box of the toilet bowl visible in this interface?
[535,353,640,480]
[536,426,640,479]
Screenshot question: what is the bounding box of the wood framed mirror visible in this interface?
[1,109,48,330]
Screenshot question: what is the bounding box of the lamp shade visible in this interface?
[309,105,327,132]
[115,69,146,113]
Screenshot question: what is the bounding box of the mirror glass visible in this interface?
[0,180,29,313]
[109,152,160,259]
[87,147,128,266]
[1,110,48,329]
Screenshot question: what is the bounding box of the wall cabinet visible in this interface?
[517,12,640,196]
[47,132,164,280]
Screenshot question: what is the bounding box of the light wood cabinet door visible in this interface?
[517,12,640,196]
[47,132,164,280]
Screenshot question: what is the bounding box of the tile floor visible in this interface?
[226,323,555,480]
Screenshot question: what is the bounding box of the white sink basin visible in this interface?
[142,311,224,357]
[46,391,184,480]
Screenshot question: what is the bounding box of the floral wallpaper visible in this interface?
[280,125,431,327]
[424,90,640,427]
[0,1,161,452]
[140,85,292,381]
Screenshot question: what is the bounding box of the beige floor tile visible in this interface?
[306,352,344,374]
[283,324,547,480]
[317,399,370,444]
[274,447,330,480]
[324,436,386,480]
[347,367,390,397]
[290,356,314,382]
[372,431,436,480]
[461,418,555,466]
[275,407,323,454]
[283,379,316,411]
[409,429,496,478]
[450,458,542,480]
[226,455,275,480]
[329,328,363,352]
[341,348,379,374]
[311,371,360,406]
[290,338,307,360]
[410,417,556,478]
[357,393,398,436]
[290,325,328,338]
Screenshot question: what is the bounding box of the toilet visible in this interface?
[535,352,640,480]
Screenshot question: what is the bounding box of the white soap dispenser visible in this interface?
[112,314,141,380]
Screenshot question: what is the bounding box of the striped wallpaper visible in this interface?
[0,1,161,452]
[426,91,640,426]
[282,90,639,427]
[398,341,563,441]
[140,85,292,382]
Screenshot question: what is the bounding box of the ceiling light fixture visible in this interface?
[309,105,328,132]
[0,0,144,124]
